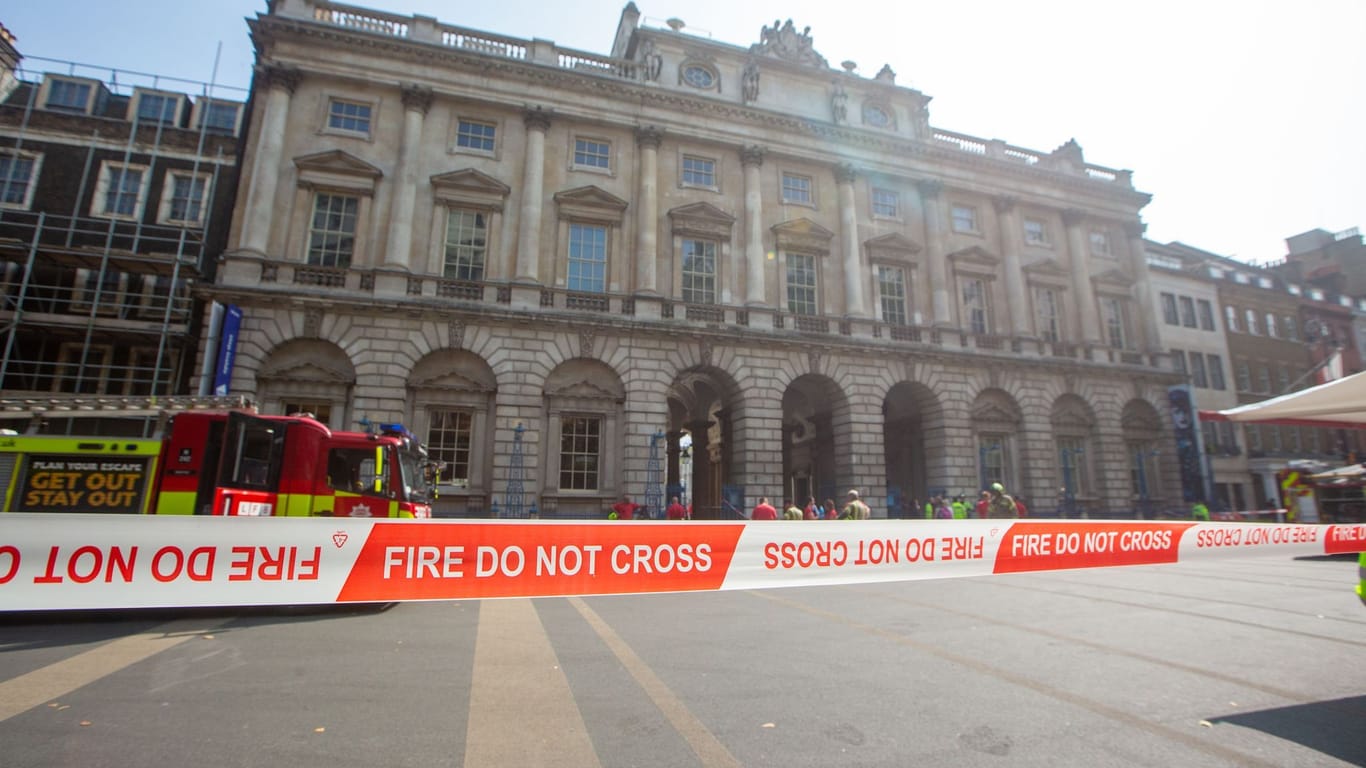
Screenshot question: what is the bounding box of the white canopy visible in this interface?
[1199,369,1366,429]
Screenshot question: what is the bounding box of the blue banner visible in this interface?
[213,304,242,396]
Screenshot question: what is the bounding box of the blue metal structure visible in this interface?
[645,429,665,519]
[505,422,526,518]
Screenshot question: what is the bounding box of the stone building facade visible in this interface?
[209,0,1181,517]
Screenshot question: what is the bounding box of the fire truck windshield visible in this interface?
[397,444,437,503]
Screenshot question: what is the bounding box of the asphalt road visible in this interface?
[1,555,1363,767]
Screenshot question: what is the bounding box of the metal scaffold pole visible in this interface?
[646,429,664,518]
[504,422,526,518]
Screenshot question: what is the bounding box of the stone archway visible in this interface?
[782,373,851,512]
[1121,398,1168,514]
[970,388,1024,495]
[883,380,941,518]
[256,339,356,429]
[666,366,743,518]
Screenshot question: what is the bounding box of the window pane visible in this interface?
[0,154,34,205]
[567,223,607,292]
[47,80,91,111]
[167,174,206,223]
[456,120,496,152]
[962,278,987,334]
[682,156,715,187]
[328,99,372,133]
[1034,287,1059,341]
[1179,296,1196,327]
[427,409,473,485]
[785,252,817,314]
[105,167,143,216]
[444,208,488,281]
[878,266,907,325]
[871,188,898,217]
[1207,354,1226,390]
[681,238,716,304]
[574,139,610,169]
[308,194,359,267]
[202,102,239,132]
[1197,299,1215,330]
[781,173,811,204]
[558,416,601,490]
[137,94,177,123]
[1161,293,1178,325]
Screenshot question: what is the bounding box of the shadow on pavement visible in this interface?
[1210,695,1366,766]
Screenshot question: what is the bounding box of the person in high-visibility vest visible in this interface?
[1191,501,1209,521]
[1358,553,1365,608]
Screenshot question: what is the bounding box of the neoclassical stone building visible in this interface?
[210,0,1180,517]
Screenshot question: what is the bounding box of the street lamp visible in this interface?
[1060,446,1084,519]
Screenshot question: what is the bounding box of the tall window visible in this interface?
[427,409,472,487]
[1023,218,1049,245]
[1057,437,1087,497]
[1245,308,1259,335]
[1208,354,1226,390]
[1197,299,1215,330]
[567,223,607,292]
[962,278,988,334]
[1225,305,1240,332]
[1089,230,1111,256]
[100,165,145,218]
[1179,296,1197,327]
[1100,297,1126,349]
[455,119,496,153]
[871,188,898,218]
[878,265,907,325]
[559,415,601,490]
[1264,312,1279,338]
[1284,315,1299,341]
[327,98,372,134]
[1171,349,1187,374]
[681,156,715,188]
[1161,293,1178,325]
[1235,361,1251,392]
[443,209,488,281]
[951,204,978,233]
[573,138,611,170]
[1034,287,1060,342]
[1257,366,1271,394]
[680,238,716,304]
[785,252,817,315]
[0,152,36,207]
[1190,353,1209,388]
[978,435,1008,489]
[307,193,359,267]
[162,172,208,224]
[781,173,812,204]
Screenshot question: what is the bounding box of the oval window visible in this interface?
[682,65,715,89]
[864,104,891,127]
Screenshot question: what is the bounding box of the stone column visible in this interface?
[992,195,1031,337]
[1125,220,1161,353]
[1063,209,1101,344]
[634,126,662,295]
[915,179,951,325]
[240,65,301,255]
[741,145,766,306]
[836,164,865,317]
[666,430,683,490]
[686,419,713,517]
[515,108,551,283]
[383,84,432,270]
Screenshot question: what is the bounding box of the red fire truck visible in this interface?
[1,406,437,518]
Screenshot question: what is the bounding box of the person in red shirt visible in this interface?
[666,496,689,520]
[803,496,819,520]
[751,496,778,520]
[611,494,639,520]
[975,490,991,519]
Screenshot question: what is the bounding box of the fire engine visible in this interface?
[0,398,437,518]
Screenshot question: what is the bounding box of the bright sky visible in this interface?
[5,0,1363,265]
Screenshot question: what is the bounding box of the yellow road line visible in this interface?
[569,597,743,768]
[0,617,231,722]
[465,599,600,768]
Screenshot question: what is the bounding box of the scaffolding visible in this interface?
[0,52,246,436]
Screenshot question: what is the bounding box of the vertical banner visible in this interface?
[213,304,242,396]
[1167,386,1205,503]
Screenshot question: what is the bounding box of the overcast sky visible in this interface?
[5,0,1363,265]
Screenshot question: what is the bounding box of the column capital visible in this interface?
[523,107,553,131]
[991,194,1017,214]
[635,125,663,149]
[1061,208,1089,227]
[258,64,303,94]
[913,178,942,198]
[740,144,765,167]
[400,84,434,115]
[1122,220,1146,239]
[834,163,857,184]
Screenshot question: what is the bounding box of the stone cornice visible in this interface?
[251,14,1151,211]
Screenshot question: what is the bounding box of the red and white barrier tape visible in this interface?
[1,515,1364,611]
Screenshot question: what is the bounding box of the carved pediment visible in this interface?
[555,185,628,223]
[1023,257,1070,277]
[971,402,1021,425]
[1092,268,1132,292]
[294,150,383,178]
[948,245,1000,267]
[260,360,356,384]
[430,168,511,211]
[749,19,829,68]
[546,377,624,401]
[1051,400,1095,428]
[408,371,496,393]
[669,202,736,238]
[772,217,834,252]
[865,232,922,255]
[1122,410,1163,433]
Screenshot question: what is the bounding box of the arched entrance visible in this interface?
[782,374,850,511]
[256,339,356,428]
[666,367,742,519]
[883,381,939,518]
